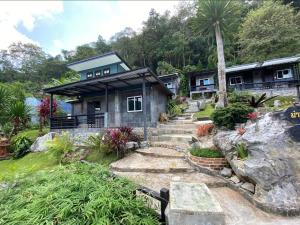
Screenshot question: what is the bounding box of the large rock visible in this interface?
[30,132,57,152]
[213,112,300,211]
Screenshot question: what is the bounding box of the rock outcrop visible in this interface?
[213,112,300,212]
[30,132,57,152]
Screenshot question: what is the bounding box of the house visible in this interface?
[225,56,300,96]
[158,73,180,96]
[43,52,173,140]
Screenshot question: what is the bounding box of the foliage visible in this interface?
[246,112,258,121]
[167,100,187,117]
[175,95,187,104]
[228,91,252,104]
[8,101,31,137]
[156,61,178,75]
[193,104,215,120]
[236,127,246,136]
[38,96,58,132]
[196,123,214,137]
[0,163,159,225]
[248,93,278,108]
[238,1,300,62]
[85,134,111,154]
[190,148,223,158]
[211,103,254,129]
[11,136,33,159]
[234,143,248,159]
[264,95,295,109]
[10,129,46,144]
[46,70,80,88]
[84,148,118,166]
[178,74,189,97]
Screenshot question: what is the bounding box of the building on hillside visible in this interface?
[44,52,173,139]
[158,73,180,96]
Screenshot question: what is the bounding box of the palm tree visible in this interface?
[196,0,239,107]
[8,101,31,137]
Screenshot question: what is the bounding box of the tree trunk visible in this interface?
[214,22,228,108]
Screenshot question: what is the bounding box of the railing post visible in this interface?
[160,188,169,223]
[50,93,53,129]
[104,112,108,128]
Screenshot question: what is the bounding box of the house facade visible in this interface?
[44,52,172,139]
[158,73,180,96]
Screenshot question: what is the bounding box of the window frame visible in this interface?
[196,78,210,86]
[103,68,110,75]
[86,71,93,79]
[95,70,102,77]
[127,95,143,112]
[276,69,292,79]
[229,76,243,85]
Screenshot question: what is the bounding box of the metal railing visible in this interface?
[231,79,300,90]
[190,84,216,92]
[50,113,105,129]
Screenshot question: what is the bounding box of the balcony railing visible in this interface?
[190,84,216,92]
[230,79,300,90]
[50,113,105,129]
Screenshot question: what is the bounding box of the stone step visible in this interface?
[157,128,194,135]
[150,134,194,142]
[173,116,192,120]
[158,123,197,129]
[136,147,185,158]
[150,141,190,151]
[168,119,195,124]
[110,153,194,173]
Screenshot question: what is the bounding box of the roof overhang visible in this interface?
[44,68,173,97]
[225,63,259,73]
[261,56,300,67]
[67,51,131,72]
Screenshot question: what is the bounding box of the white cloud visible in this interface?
[0,1,63,50]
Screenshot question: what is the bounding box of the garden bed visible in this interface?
[188,148,228,170]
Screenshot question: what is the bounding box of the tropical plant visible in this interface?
[0,163,159,225]
[85,134,111,154]
[234,143,248,160]
[211,102,253,129]
[8,101,31,137]
[248,93,278,108]
[195,0,240,107]
[197,123,214,137]
[11,135,33,159]
[190,148,223,158]
[236,127,246,136]
[38,96,58,132]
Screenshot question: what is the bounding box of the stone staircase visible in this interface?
[185,99,199,113]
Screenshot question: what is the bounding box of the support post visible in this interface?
[50,94,53,129]
[160,188,169,223]
[297,85,300,103]
[105,85,108,128]
[142,74,147,141]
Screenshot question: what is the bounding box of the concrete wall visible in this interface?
[243,87,297,97]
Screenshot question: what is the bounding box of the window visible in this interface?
[196,78,210,86]
[86,72,93,79]
[103,68,110,75]
[276,69,292,79]
[127,96,142,112]
[230,76,243,85]
[165,82,173,89]
[95,70,101,77]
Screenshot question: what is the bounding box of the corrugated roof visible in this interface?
[261,56,300,67]
[225,63,259,73]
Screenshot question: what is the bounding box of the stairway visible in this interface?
[185,99,199,113]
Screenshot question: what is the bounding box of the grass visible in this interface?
[193,104,215,120]
[85,148,118,166]
[264,95,296,110]
[10,128,49,143]
[190,148,223,158]
[0,163,159,225]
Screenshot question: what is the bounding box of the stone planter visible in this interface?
[188,152,229,171]
[0,138,10,159]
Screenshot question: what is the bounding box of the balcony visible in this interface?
[190,84,216,92]
[230,80,300,90]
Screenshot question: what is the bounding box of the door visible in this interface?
[190,76,196,91]
[87,101,101,127]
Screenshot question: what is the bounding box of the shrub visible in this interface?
[167,100,183,117]
[228,91,252,104]
[11,135,33,159]
[85,134,111,154]
[0,163,159,225]
[248,93,277,108]
[211,103,254,130]
[192,93,201,100]
[196,123,214,137]
[234,143,248,160]
[190,148,223,158]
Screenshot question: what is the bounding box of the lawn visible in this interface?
[193,104,215,120]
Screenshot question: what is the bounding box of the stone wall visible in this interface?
[188,153,229,170]
[239,88,297,97]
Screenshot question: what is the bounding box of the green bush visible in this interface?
[192,93,201,100]
[211,103,254,130]
[190,148,223,158]
[11,135,33,159]
[0,163,159,225]
[167,100,185,117]
[235,143,248,160]
[228,91,252,104]
[85,134,111,154]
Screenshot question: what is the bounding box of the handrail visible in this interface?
[50,113,105,119]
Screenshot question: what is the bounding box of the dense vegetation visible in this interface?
[0,163,159,225]
[0,0,299,96]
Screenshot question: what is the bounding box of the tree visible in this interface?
[156,61,178,75]
[195,0,240,107]
[8,101,31,137]
[238,1,300,62]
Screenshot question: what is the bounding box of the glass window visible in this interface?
[230,76,243,85]
[103,68,110,75]
[95,70,101,77]
[127,96,143,112]
[87,72,93,79]
[204,79,210,85]
[283,70,289,75]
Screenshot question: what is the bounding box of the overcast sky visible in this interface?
[0,1,179,56]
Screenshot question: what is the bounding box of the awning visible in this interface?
[225,63,259,73]
[261,56,300,67]
[44,68,173,96]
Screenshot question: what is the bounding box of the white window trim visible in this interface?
[127,95,143,112]
[229,76,243,85]
[87,72,93,79]
[196,77,210,86]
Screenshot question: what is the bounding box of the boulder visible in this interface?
[220,167,233,178]
[30,132,57,152]
[126,141,139,150]
[213,112,300,210]
[241,182,255,193]
[139,141,149,149]
[197,100,206,111]
[229,175,241,184]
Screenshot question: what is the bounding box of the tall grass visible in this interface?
[0,163,159,225]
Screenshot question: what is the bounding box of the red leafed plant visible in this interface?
[236,127,246,136]
[38,96,57,132]
[246,112,258,121]
[197,123,214,137]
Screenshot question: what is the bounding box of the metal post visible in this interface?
[50,94,53,129]
[297,85,300,103]
[160,188,169,223]
[105,85,108,128]
[142,74,147,141]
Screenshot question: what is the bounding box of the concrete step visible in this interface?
[157,128,194,135]
[150,134,195,142]
[110,153,194,173]
[150,141,190,151]
[158,123,197,129]
[136,147,185,158]
[173,115,192,120]
[169,119,194,124]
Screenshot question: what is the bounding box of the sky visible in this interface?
[0,1,179,56]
